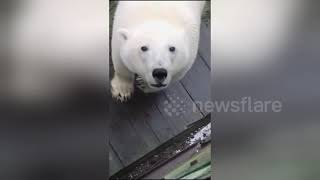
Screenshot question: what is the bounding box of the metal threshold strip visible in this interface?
[110,114,211,180]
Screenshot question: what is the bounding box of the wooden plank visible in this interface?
[110,114,211,179]
[181,54,210,116]
[146,104,179,143]
[109,143,124,176]
[156,82,203,131]
[131,91,179,143]
[109,80,205,168]
[198,22,211,68]
[126,93,161,149]
[109,101,150,166]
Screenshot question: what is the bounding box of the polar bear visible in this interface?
[111,1,205,102]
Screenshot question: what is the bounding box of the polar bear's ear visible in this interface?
[117,28,130,41]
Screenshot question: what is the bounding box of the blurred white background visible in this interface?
[2,0,108,104]
[213,0,320,179]
[0,1,108,180]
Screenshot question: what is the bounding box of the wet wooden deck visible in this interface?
[109,22,211,175]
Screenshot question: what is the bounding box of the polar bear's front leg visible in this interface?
[111,73,134,102]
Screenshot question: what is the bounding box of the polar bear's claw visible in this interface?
[111,88,133,102]
[111,76,134,102]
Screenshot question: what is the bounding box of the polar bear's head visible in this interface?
[117,21,190,91]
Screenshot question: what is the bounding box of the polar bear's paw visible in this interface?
[111,75,134,102]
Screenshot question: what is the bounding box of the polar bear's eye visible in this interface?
[169,46,176,52]
[141,46,148,52]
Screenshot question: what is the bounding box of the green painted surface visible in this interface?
[164,145,211,179]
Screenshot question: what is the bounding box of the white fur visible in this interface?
[111,1,205,101]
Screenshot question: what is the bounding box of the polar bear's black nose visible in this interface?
[152,68,167,83]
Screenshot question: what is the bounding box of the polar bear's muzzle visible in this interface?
[150,83,167,88]
[152,68,168,84]
[135,71,170,93]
